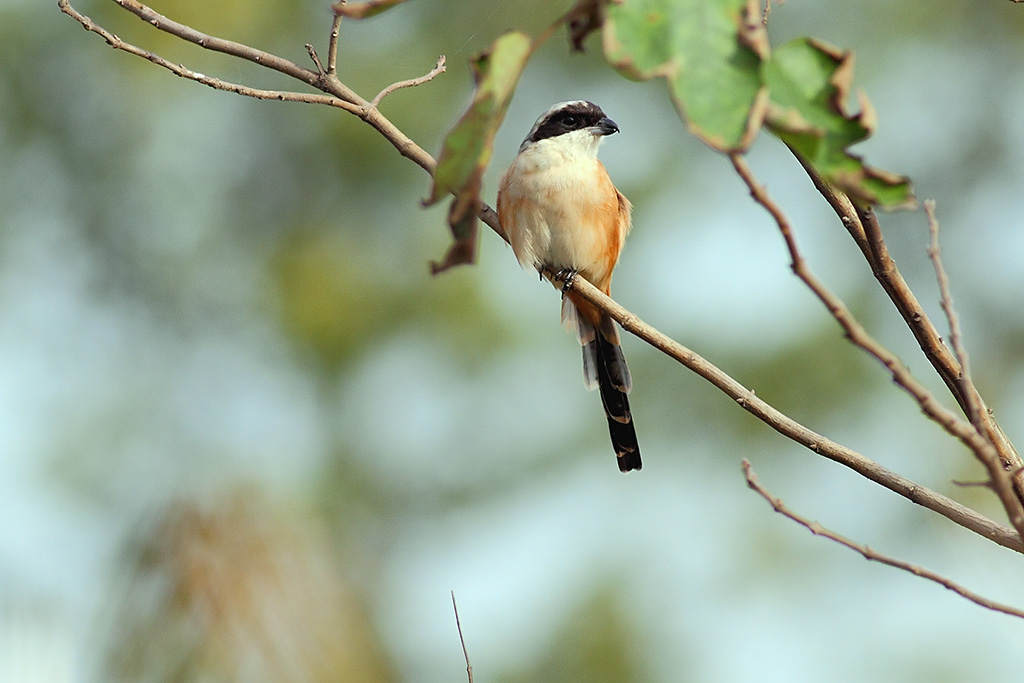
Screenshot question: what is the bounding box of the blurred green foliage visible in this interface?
[498,586,657,683]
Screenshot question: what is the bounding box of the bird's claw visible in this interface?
[555,268,578,298]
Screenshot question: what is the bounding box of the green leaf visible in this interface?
[602,0,768,152]
[427,31,532,273]
[764,38,915,209]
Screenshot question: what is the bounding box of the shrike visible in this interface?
[497,101,641,472]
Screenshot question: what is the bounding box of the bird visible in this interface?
[496,100,641,472]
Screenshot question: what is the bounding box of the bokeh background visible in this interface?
[5,0,1024,680]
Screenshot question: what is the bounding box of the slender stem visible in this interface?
[451,592,473,683]
[57,0,360,112]
[327,12,343,76]
[110,0,326,90]
[743,460,1024,620]
[370,56,446,109]
[924,200,981,430]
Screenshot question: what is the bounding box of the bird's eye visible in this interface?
[562,115,577,127]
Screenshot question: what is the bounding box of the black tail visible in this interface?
[588,335,641,472]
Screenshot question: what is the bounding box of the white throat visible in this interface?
[516,130,605,177]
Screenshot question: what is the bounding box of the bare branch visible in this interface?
[743,460,1024,620]
[306,43,327,77]
[924,200,981,428]
[370,55,447,109]
[559,272,1023,553]
[327,12,343,76]
[858,207,1024,533]
[57,0,361,112]
[59,0,453,178]
[795,151,1024,505]
[953,478,994,489]
[731,152,1024,543]
[732,156,963,439]
[451,591,473,683]
[793,151,975,414]
[857,204,964,392]
[109,0,328,91]
[789,151,869,251]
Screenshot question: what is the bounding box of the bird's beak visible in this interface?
[592,117,620,136]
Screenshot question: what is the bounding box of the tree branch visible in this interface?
[58,0,362,112]
[327,12,343,77]
[793,151,1024,507]
[561,272,1023,553]
[743,460,1024,620]
[306,43,327,77]
[924,200,981,430]
[110,0,330,91]
[370,55,447,109]
[731,152,1024,544]
[57,0,455,184]
[731,155,965,441]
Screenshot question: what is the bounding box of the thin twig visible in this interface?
[306,43,326,77]
[370,55,447,109]
[60,0,446,176]
[924,200,981,429]
[57,0,361,112]
[742,460,1024,620]
[858,204,966,399]
[108,0,331,92]
[451,591,473,683]
[952,479,994,489]
[327,12,343,76]
[921,203,1022,520]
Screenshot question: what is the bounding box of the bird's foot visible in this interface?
[554,268,578,298]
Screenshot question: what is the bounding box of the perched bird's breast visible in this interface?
[498,146,622,287]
